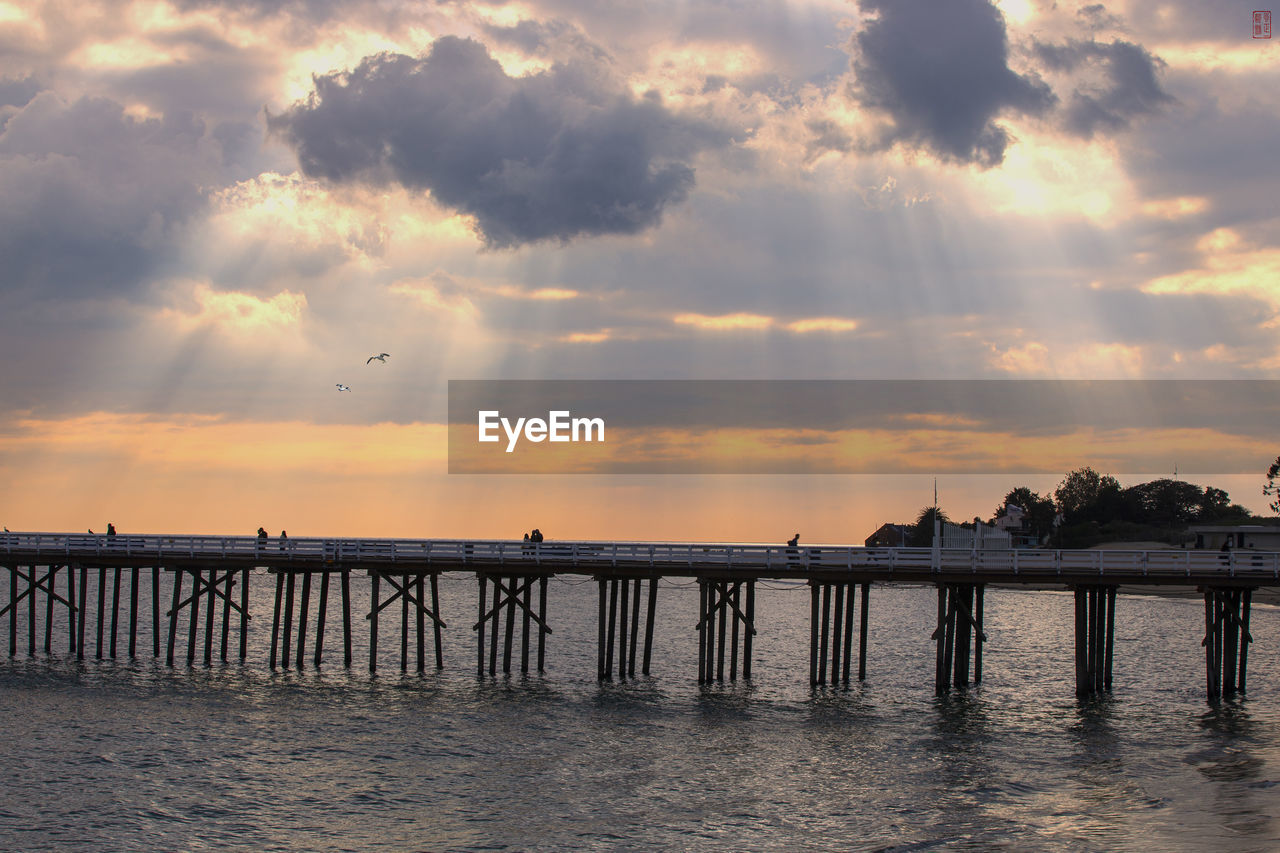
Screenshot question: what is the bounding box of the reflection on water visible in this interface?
[2,582,1280,851]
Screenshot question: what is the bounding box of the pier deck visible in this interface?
[3,532,1274,699]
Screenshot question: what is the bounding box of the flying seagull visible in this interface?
[367,353,390,364]
[336,384,351,392]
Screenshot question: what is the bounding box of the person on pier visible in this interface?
[279,530,288,551]
[106,522,116,539]
[530,528,544,544]
[257,527,268,546]
[787,533,799,565]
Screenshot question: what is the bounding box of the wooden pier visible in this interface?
[2,532,1276,701]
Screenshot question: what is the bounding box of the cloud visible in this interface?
[270,36,734,247]
[0,76,39,109]
[849,0,1054,167]
[1035,38,1173,137]
[0,92,235,301]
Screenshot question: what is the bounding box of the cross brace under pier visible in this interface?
[475,573,548,677]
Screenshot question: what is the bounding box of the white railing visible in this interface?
[0,532,1275,579]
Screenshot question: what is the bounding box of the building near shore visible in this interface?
[1189,524,1280,551]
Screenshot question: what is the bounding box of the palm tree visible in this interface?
[909,506,950,547]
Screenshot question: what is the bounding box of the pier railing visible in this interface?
[2,532,1276,581]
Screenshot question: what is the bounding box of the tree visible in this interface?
[1266,456,1280,515]
[1054,467,1121,523]
[1122,478,1203,528]
[994,486,1056,540]
[909,506,949,547]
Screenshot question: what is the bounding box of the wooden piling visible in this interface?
[416,574,426,674]
[239,568,249,661]
[219,571,232,662]
[152,567,161,658]
[537,576,547,673]
[128,567,139,658]
[166,569,182,667]
[1102,586,1113,689]
[480,575,489,678]
[605,578,618,680]
[503,578,517,675]
[973,585,984,684]
[934,585,946,694]
[315,571,330,668]
[830,582,845,684]
[110,567,122,659]
[400,573,409,673]
[941,587,956,693]
[700,581,709,683]
[369,572,379,674]
[597,579,606,680]
[729,581,740,681]
[1239,589,1252,693]
[270,571,284,669]
[282,571,295,669]
[743,580,755,680]
[435,573,446,670]
[28,566,36,657]
[1223,590,1239,696]
[521,577,531,674]
[488,577,500,677]
[187,567,201,665]
[96,566,106,659]
[617,577,629,680]
[341,569,352,667]
[818,583,831,685]
[628,579,641,679]
[298,571,312,671]
[68,565,77,654]
[1203,590,1216,699]
[79,564,89,661]
[44,566,56,654]
[7,565,14,657]
[858,582,870,681]
[643,578,657,677]
[953,584,972,688]
[202,568,216,666]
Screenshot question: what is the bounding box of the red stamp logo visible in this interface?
[1255,11,1272,38]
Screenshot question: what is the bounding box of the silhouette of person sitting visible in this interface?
[106,522,116,539]
[257,527,268,546]
[787,532,799,565]
[279,530,288,551]
[530,528,544,544]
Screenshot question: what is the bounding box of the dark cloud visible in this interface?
[270,36,734,247]
[1036,39,1172,137]
[850,0,1055,167]
[804,119,851,162]
[0,76,39,108]
[0,94,234,300]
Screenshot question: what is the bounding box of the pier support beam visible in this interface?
[932,583,987,695]
[808,580,869,687]
[165,567,249,667]
[1071,585,1116,697]
[696,578,755,684]
[367,570,445,673]
[595,576,658,680]
[1201,586,1253,701]
[475,573,550,677]
[2,564,77,658]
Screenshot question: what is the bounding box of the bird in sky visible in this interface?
[336,384,351,392]
[367,353,390,364]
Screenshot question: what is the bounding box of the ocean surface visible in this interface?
[2,572,1279,852]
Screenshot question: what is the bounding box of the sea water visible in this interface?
[2,574,1278,851]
